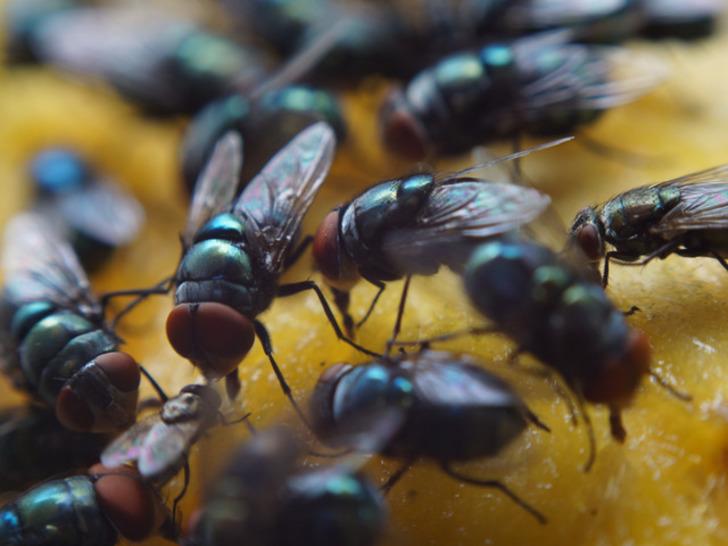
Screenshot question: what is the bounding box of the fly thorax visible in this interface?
[176,217,265,315]
[162,391,205,423]
[332,363,414,425]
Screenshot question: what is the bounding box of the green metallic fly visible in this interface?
[570,164,728,286]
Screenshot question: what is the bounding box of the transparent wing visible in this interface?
[518,42,667,113]
[233,122,336,272]
[504,0,630,28]
[183,131,244,245]
[650,165,728,234]
[2,213,98,313]
[382,179,551,256]
[137,420,199,481]
[100,414,159,469]
[57,180,144,246]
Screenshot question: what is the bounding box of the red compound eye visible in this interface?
[91,463,163,542]
[584,329,651,407]
[380,89,428,161]
[56,351,140,432]
[313,210,359,290]
[166,302,256,379]
[575,222,603,261]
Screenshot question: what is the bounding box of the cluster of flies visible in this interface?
[0,0,726,544]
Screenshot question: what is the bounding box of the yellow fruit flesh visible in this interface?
[2,18,728,546]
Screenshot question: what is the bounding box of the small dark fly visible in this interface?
[181,85,346,196]
[0,463,175,545]
[457,235,654,469]
[309,349,548,524]
[570,164,728,287]
[29,148,144,271]
[162,123,376,420]
[381,31,665,160]
[100,383,247,519]
[639,0,724,40]
[15,3,270,115]
[0,407,108,493]
[312,139,566,336]
[183,425,386,546]
[0,213,141,433]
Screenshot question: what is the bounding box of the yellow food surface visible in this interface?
[3,11,728,546]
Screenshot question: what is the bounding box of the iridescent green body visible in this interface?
[0,476,117,546]
[596,185,682,257]
[175,213,276,316]
[181,87,344,195]
[1,292,123,419]
[339,174,439,282]
[391,41,603,156]
[0,408,107,492]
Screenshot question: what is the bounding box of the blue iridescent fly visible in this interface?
[0,463,175,545]
[29,148,144,271]
[180,85,346,196]
[152,123,377,422]
[9,2,270,115]
[310,348,548,524]
[312,139,568,335]
[183,425,387,546]
[381,31,665,160]
[457,235,653,469]
[0,213,141,433]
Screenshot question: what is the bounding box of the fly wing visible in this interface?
[100,414,159,469]
[517,41,667,113]
[57,180,144,246]
[650,165,728,234]
[233,122,336,273]
[2,213,99,314]
[33,6,196,112]
[381,180,551,256]
[136,420,200,482]
[183,131,243,246]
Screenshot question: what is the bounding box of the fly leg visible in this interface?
[381,458,416,495]
[331,287,355,338]
[277,280,381,357]
[355,280,387,332]
[440,462,546,524]
[385,275,412,356]
[574,394,597,473]
[608,405,626,443]
[391,325,498,347]
[101,275,175,330]
[225,370,242,401]
[252,320,311,428]
[172,461,190,530]
[139,365,169,405]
